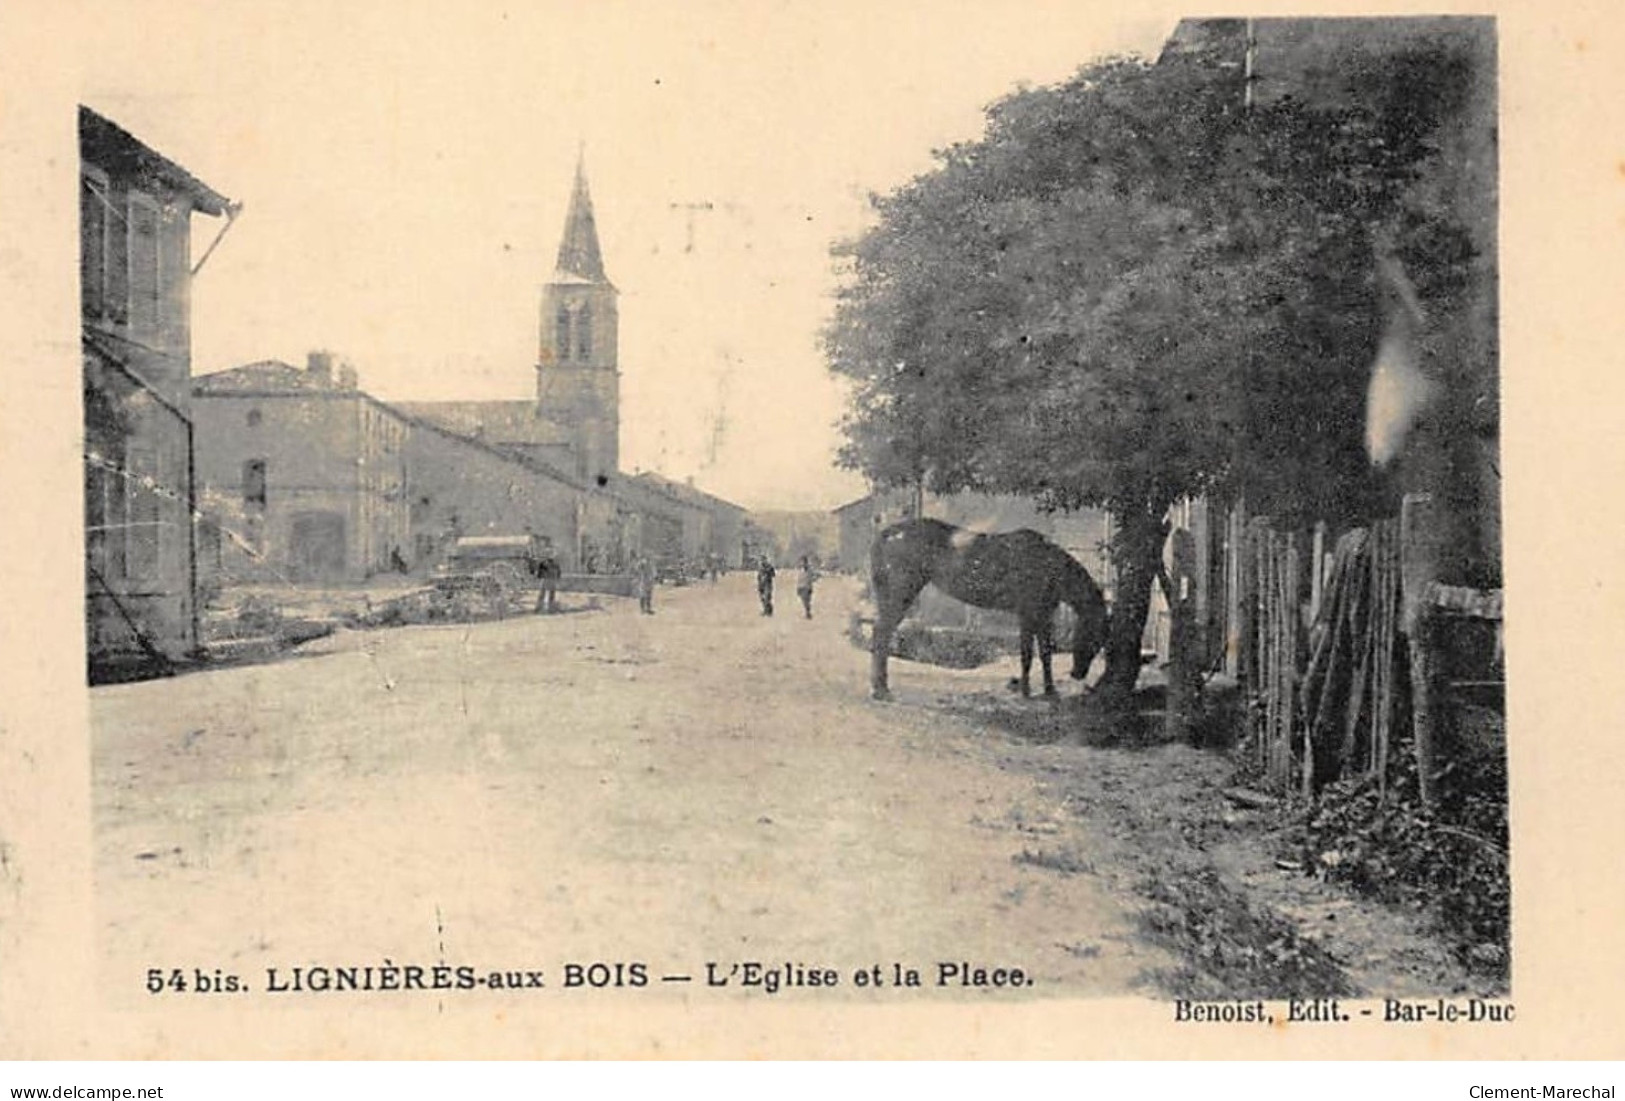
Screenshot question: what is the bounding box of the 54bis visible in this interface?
[147,968,243,994]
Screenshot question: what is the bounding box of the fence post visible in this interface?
[1400,496,1445,806]
[1164,527,1199,744]
[1408,598,1438,807]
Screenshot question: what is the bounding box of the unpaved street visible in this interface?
[92,574,1177,1006]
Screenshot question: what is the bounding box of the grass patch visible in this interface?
[1297,760,1510,988]
[1137,864,1358,1000]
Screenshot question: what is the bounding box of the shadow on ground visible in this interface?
[934,683,1173,749]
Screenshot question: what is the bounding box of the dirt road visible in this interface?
[92,573,1183,1007]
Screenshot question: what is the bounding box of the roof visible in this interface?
[393,400,572,448]
[553,153,610,284]
[392,407,593,493]
[631,471,747,516]
[79,106,232,216]
[192,363,595,492]
[195,360,332,392]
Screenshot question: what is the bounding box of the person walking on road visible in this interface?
[634,554,657,615]
[756,556,776,617]
[528,531,561,615]
[796,555,819,619]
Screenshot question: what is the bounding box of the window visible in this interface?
[555,306,572,361]
[159,205,187,348]
[246,408,262,427]
[85,449,127,580]
[80,174,108,316]
[126,447,160,581]
[243,459,267,508]
[575,304,592,360]
[127,195,161,335]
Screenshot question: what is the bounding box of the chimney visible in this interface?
[307,350,334,388]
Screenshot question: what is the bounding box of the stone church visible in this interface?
[397,156,621,485]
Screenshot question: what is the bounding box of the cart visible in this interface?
[430,535,537,619]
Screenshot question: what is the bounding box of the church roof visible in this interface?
[553,154,610,284]
[393,400,571,448]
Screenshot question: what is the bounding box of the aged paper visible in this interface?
[2,0,1623,1062]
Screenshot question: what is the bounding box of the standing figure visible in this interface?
[756,556,776,616]
[529,532,562,615]
[796,555,819,619]
[634,554,657,615]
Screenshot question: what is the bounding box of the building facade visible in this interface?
[193,355,410,583]
[402,154,621,485]
[538,157,621,484]
[630,473,748,569]
[82,106,233,678]
[399,156,748,575]
[401,413,592,572]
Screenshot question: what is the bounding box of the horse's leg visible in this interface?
[871,574,926,701]
[1038,619,1057,697]
[1018,627,1034,698]
[871,610,896,700]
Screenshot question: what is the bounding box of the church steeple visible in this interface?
[537,153,620,483]
[554,152,608,284]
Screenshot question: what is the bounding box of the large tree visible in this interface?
[828,45,1476,694]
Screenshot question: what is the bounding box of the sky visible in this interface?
[77,2,1176,510]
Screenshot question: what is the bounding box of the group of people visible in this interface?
[755,555,818,619]
[632,551,821,619]
[528,531,823,620]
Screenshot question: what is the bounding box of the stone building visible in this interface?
[193,355,410,583]
[630,472,748,568]
[400,412,600,573]
[81,106,234,678]
[399,155,745,570]
[398,155,621,486]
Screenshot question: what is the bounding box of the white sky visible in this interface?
[78,2,1175,510]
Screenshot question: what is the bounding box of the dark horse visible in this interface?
[869,518,1109,701]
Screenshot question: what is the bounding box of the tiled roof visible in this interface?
[79,106,232,216]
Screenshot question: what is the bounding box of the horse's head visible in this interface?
[1068,578,1109,682]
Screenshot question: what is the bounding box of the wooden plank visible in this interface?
[1409,599,1439,807]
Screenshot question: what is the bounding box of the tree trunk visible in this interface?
[1100,505,1168,699]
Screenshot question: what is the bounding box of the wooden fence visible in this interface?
[1242,516,1406,799]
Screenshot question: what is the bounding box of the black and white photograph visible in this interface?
[1,0,1622,1073]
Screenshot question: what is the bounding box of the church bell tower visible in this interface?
[538,154,619,482]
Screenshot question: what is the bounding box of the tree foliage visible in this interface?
[827,42,1477,690]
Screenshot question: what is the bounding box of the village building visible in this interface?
[400,410,604,573]
[397,156,622,488]
[397,155,746,573]
[192,354,412,583]
[630,472,748,570]
[193,352,618,583]
[190,154,747,588]
[81,106,234,679]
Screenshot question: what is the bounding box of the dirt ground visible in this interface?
[90,572,1482,1011]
